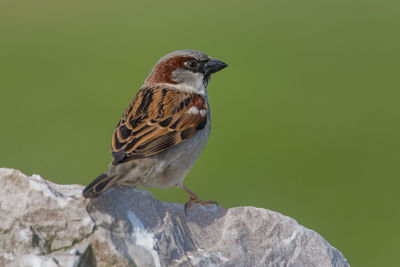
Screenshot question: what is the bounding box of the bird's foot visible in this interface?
[184,197,218,214]
[180,185,218,214]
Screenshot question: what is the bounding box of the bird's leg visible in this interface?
[180,185,218,214]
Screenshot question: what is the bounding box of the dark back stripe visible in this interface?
[184,97,191,106]
[195,117,207,130]
[170,117,181,129]
[126,128,157,152]
[113,130,125,149]
[157,89,168,118]
[159,117,172,127]
[131,124,151,136]
[118,124,132,140]
[181,128,193,140]
[129,117,143,129]
[136,89,154,114]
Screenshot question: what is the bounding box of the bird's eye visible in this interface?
[185,60,199,70]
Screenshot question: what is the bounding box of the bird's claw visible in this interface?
[184,196,218,214]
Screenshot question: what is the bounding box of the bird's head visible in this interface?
[144,49,228,95]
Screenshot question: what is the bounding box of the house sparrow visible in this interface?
[83,49,227,212]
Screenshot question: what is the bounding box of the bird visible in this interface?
[82,49,228,213]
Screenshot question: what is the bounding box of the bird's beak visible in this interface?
[204,57,228,76]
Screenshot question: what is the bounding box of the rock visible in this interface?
[0,168,349,267]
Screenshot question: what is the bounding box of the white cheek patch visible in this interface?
[200,109,207,117]
[188,106,200,115]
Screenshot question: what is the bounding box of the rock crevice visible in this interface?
[0,168,349,266]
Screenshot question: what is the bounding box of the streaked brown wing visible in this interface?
[111,87,208,164]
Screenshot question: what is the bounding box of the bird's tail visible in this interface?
[82,173,121,198]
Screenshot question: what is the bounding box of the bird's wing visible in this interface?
[111,87,208,164]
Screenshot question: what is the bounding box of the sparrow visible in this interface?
[82,49,228,213]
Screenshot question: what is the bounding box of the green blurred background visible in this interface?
[1,0,399,266]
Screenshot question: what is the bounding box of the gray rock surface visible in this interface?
[0,168,349,267]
